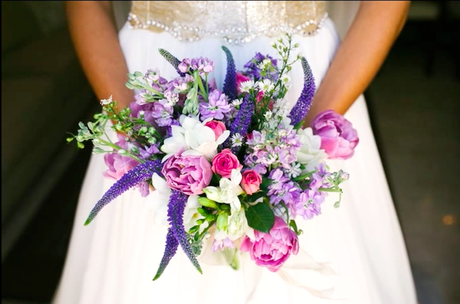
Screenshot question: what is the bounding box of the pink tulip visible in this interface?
[311,110,359,160]
[162,153,212,195]
[240,217,299,272]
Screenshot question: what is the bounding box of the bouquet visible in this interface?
[68,34,359,280]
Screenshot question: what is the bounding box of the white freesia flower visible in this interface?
[183,195,207,232]
[144,173,171,225]
[215,208,254,242]
[203,169,244,211]
[296,127,328,172]
[161,115,230,161]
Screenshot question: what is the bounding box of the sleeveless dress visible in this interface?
[52,2,418,303]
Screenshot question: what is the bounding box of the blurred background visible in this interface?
[1,1,459,304]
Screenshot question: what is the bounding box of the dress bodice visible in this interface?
[127,1,327,44]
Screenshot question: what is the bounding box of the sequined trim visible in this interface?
[126,1,328,45]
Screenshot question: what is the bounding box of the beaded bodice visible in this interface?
[127,1,328,44]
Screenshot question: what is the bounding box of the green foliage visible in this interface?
[246,203,275,233]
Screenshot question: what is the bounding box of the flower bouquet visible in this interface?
[68,34,358,280]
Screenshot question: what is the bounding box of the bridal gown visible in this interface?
[53,2,418,304]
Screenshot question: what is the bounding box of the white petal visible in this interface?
[203,187,224,203]
[216,130,230,144]
[151,173,169,193]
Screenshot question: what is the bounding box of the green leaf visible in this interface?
[246,191,265,203]
[188,225,200,234]
[259,176,272,191]
[246,203,275,233]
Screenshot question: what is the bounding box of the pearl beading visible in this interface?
[126,1,328,45]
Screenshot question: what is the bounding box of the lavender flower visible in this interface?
[244,52,278,80]
[158,48,185,77]
[267,169,301,207]
[295,189,325,220]
[169,190,202,274]
[222,46,237,101]
[153,228,178,280]
[199,90,232,120]
[139,144,160,160]
[226,94,254,153]
[288,57,316,127]
[84,160,162,225]
[151,100,174,127]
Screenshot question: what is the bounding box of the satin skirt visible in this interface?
[52,18,417,304]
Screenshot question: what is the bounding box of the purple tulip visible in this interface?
[240,217,299,272]
[161,153,212,195]
[311,110,359,160]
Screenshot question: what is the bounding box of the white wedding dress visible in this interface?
[53,2,417,303]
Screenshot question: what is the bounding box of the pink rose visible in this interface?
[236,72,250,94]
[103,135,139,180]
[211,149,243,178]
[241,170,262,195]
[162,153,212,195]
[240,217,299,272]
[311,110,359,160]
[204,120,227,140]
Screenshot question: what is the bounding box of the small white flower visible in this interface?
[240,80,255,93]
[232,99,243,107]
[231,133,244,147]
[100,95,113,105]
[145,69,160,83]
[264,110,273,120]
[287,162,302,178]
[258,79,274,93]
[281,74,291,84]
[174,82,188,92]
[258,58,272,70]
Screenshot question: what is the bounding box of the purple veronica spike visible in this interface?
[226,94,254,153]
[84,160,162,226]
[153,228,178,281]
[168,190,202,274]
[222,46,237,101]
[288,57,316,127]
[158,48,186,77]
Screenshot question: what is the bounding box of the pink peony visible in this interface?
[211,149,243,178]
[311,110,359,160]
[162,153,212,195]
[240,170,262,195]
[103,135,139,181]
[236,72,250,95]
[204,120,227,140]
[240,217,299,272]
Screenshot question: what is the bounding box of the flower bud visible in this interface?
[198,197,218,209]
[216,213,228,231]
